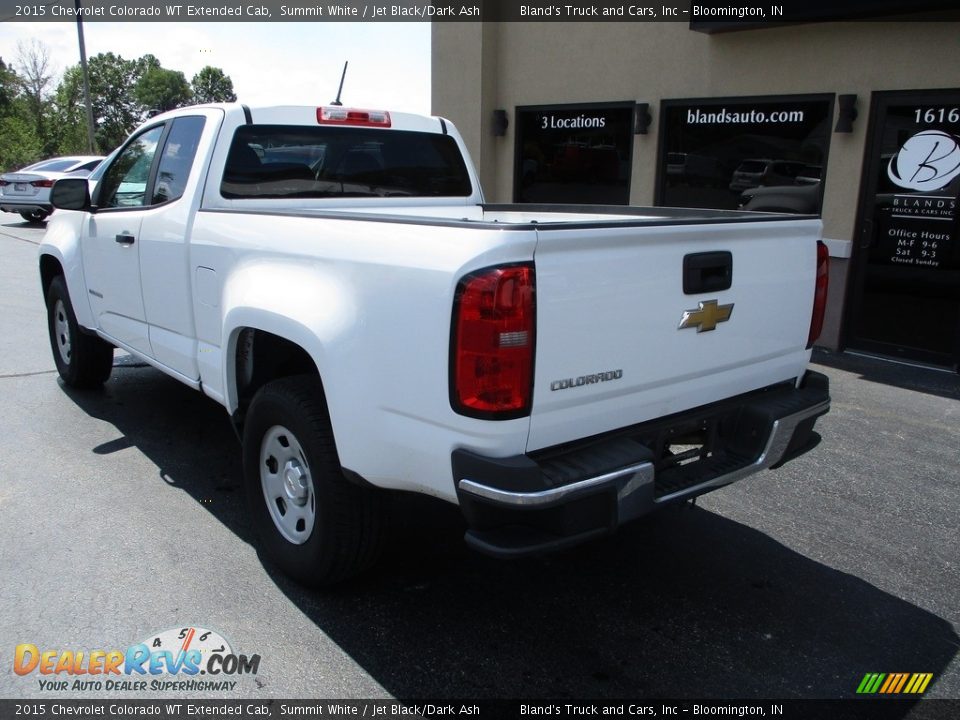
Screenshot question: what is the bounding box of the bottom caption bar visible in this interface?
[3,700,958,720]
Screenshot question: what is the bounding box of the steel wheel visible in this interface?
[45,275,113,388]
[53,299,73,366]
[242,375,385,586]
[260,424,316,544]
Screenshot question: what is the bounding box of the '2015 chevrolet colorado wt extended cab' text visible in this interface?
[40,103,830,585]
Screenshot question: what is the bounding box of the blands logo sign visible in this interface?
[888,130,960,192]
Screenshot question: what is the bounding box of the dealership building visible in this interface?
[431,7,960,370]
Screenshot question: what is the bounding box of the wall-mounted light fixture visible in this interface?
[634,103,652,134]
[492,109,509,137]
[835,94,858,133]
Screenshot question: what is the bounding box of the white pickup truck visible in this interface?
[41,104,830,586]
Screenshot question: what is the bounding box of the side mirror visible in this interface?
[50,178,93,211]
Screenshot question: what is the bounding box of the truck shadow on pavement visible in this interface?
[62,363,958,704]
[813,349,960,401]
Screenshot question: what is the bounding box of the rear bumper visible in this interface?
[1,201,51,214]
[454,370,830,558]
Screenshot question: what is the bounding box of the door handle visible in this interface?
[683,251,733,295]
[115,233,135,245]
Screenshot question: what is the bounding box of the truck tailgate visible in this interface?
[528,218,821,452]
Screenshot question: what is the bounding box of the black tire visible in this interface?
[242,375,384,587]
[20,210,49,224]
[46,275,113,388]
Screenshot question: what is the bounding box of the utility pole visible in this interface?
[75,0,96,153]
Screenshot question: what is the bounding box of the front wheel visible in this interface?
[242,375,384,587]
[46,275,113,388]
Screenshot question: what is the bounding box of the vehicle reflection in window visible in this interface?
[153,116,205,205]
[513,104,634,205]
[221,126,472,200]
[98,126,164,209]
[658,97,832,214]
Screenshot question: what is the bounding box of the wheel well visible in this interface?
[235,328,319,415]
[39,254,64,297]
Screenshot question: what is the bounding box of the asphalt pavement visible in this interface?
[0,216,957,705]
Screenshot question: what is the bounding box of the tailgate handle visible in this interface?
[683,251,732,295]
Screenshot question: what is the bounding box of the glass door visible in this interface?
[846,90,960,370]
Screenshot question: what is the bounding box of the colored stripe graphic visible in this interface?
[905,673,934,694]
[884,673,909,693]
[879,674,894,693]
[856,673,886,694]
[857,673,933,694]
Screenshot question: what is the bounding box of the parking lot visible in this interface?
[1,216,957,702]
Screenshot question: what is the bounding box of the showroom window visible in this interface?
[656,95,834,214]
[514,102,635,205]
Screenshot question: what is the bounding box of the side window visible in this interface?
[153,116,205,205]
[97,125,165,209]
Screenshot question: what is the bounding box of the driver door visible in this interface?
[81,124,165,356]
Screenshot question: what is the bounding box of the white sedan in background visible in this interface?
[0,155,104,223]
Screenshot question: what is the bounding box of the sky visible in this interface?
[0,21,432,113]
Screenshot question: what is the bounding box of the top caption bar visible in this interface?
[2,0,959,22]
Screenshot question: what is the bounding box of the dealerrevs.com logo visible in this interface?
[13,626,260,692]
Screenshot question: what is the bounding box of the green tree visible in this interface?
[49,65,90,156]
[0,57,20,114]
[88,53,148,151]
[0,57,43,171]
[135,66,192,114]
[52,52,145,153]
[136,54,162,73]
[191,66,236,104]
[50,53,220,157]
[0,114,42,171]
[15,39,55,156]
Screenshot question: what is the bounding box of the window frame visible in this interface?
[654,93,835,214]
[512,100,637,205]
[94,122,170,212]
[218,124,474,201]
[150,115,207,207]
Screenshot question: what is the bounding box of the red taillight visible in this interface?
[452,265,535,418]
[317,107,391,127]
[31,179,55,188]
[807,240,829,348]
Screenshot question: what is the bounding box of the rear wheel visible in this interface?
[20,210,49,224]
[242,375,383,587]
[46,275,113,388]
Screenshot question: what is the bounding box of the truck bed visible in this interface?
[202,201,814,229]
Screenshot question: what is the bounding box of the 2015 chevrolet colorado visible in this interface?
[40,103,830,585]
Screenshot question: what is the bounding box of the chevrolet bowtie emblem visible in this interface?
[678,300,734,332]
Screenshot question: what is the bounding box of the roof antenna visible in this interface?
[331,61,348,106]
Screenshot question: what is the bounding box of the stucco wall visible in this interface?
[432,20,960,350]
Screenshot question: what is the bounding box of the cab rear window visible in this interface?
[221,125,472,199]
